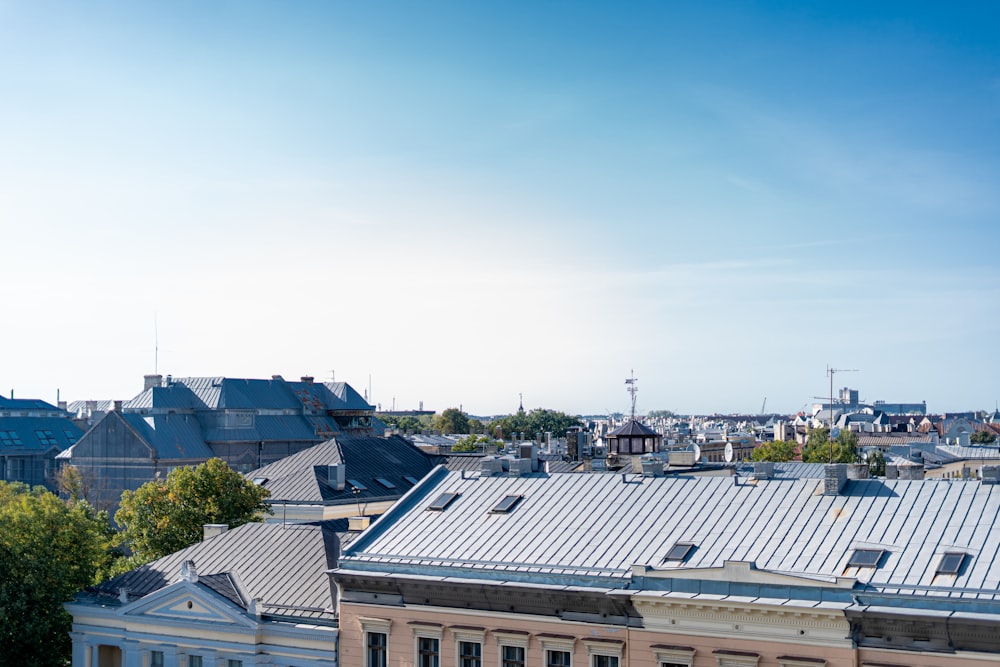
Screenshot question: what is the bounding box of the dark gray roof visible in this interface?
[0,416,83,454]
[610,419,659,437]
[121,413,214,459]
[91,521,341,621]
[249,435,441,504]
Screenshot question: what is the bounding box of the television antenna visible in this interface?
[625,370,638,420]
[824,366,858,463]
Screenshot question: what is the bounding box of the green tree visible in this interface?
[750,439,797,462]
[452,434,501,453]
[115,458,271,568]
[646,409,676,419]
[971,429,998,445]
[432,408,470,434]
[378,414,433,432]
[801,428,859,464]
[0,482,113,666]
[487,409,583,440]
[867,450,887,477]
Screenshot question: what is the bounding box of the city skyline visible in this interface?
[2,2,998,415]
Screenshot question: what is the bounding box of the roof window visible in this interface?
[490,495,523,514]
[348,479,368,492]
[251,477,268,485]
[427,492,460,511]
[664,543,695,562]
[403,475,420,485]
[847,548,885,568]
[936,552,966,575]
[375,477,397,489]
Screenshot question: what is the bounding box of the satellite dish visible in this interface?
[724,442,734,463]
[693,444,702,462]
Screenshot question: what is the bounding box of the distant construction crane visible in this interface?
[823,366,859,463]
[760,397,767,415]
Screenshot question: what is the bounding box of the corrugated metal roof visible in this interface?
[121,414,214,460]
[92,521,340,621]
[344,470,1000,603]
[938,444,1000,460]
[0,416,83,453]
[249,435,441,504]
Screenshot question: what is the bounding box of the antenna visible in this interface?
[825,365,859,463]
[154,313,159,374]
[625,370,638,421]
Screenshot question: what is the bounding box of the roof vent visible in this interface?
[348,516,371,531]
[328,464,346,491]
[752,461,775,480]
[180,560,199,583]
[641,456,665,477]
[301,376,314,384]
[203,524,228,541]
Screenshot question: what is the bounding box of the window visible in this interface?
[502,645,525,667]
[652,644,695,667]
[64,430,78,444]
[35,430,58,445]
[189,657,203,667]
[0,431,22,446]
[418,637,440,667]
[847,549,885,568]
[375,477,397,489]
[349,479,369,492]
[427,492,460,511]
[368,632,388,667]
[403,475,421,485]
[547,651,571,667]
[228,660,243,667]
[592,657,618,667]
[151,651,164,667]
[491,495,523,514]
[459,641,481,667]
[664,543,695,562]
[937,552,966,575]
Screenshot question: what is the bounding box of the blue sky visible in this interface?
[1,2,998,416]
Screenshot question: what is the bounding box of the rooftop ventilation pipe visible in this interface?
[328,463,346,491]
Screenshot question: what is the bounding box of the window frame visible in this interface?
[651,645,695,667]
[539,635,575,667]
[361,617,393,667]
[494,630,530,667]
[411,622,444,667]
[847,548,885,568]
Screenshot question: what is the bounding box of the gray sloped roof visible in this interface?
[249,435,441,504]
[343,469,1000,603]
[610,419,659,437]
[0,416,83,453]
[91,521,341,621]
[122,413,214,460]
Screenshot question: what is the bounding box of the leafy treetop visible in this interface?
[750,439,797,462]
[800,428,859,464]
[486,409,583,440]
[115,458,271,569]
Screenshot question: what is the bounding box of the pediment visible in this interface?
[118,580,256,628]
[632,560,856,589]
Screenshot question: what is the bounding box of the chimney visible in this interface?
[846,463,870,480]
[57,401,67,411]
[113,400,123,412]
[981,465,1000,484]
[823,463,848,495]
[301,376,314,384]
[203,524,228,541]
[898,463,925,480]
[753,461,775,480]
[348,516,371,531]
[641,456,665,477]
[180,560,198,583]
[143,374,163,391]
[328,463,346,491]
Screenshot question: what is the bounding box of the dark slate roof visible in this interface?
[0,416,83,454]
[91,521,340,621]
[0,396,62,411]
[121,413,214,460]
[249,435,441,504]
[609,419,659,437]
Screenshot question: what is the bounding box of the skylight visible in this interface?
[664,543,695,562]
[403,475,420,485]
[847,548,885,568]
[375,477,397,489]
[490,495,523,514]
[348,479,368,492]
[427,492,460,511]
[251,477,268,485]
[936,552,966,575]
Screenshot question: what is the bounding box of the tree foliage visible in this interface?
[971,429,998,445]
[750,439,797,462]
[801,428,859,464]
[866,449,887,477]
[0,482,113,667]
[115,458,271,568]
[378,413,433,432]
[486,409,583,440]
[432,408,470,435]
[452,434,501,453]
[646,409,676,419]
